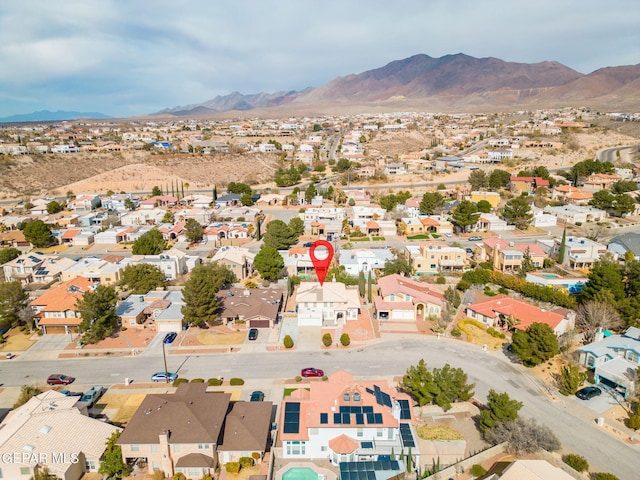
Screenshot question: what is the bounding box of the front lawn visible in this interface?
[457,318,507,350]
[417,424,465,440]
[407,234,430,240]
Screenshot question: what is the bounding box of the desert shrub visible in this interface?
[322,333,332,347]
[436,276,446,284]
[562,453,589,472]
[225,462,241,474]
[470,464,487,477]
[190,378,204,383]
[207,378,223,386]
[239,457,254,468]
[451,326,462,337]
[173,473,186,480]
[628,405,640,430]
[172,378,188,387]
[283,334,294,349]
[295,375,302,382]
[153,470,165,480]
[251,452,261,460]
[431,325,445,334]
[575,221,582,226]
[229,378,244,386]
[322,375,328,381]
[340,333,351,346]
[590,474,620,480]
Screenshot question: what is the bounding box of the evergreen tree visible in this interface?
[558,364,587,396]
[213,185,218,201]
[468,170,489,190]
[254,245,285,281]
[99,431,130,477]
[358,271,366,298]
[367,274,373,303]
[479,390,523,431]
[77,285,119,344]
[263,220,297,249]
[181,263,236,326]
[23,220,54,247]
[451,200,480,233]
[132,228,167,255]
[502,197,533,230]
[0,247,20,265]
[518,247,536,278]
[557,228,566,264]
[151,185,162,196]
[0,281,29,327]
[512,322,559,366]
[288,217,305,237]
[184,218,204,243]
[119,264,166,293]
[419,192,445,214]
[444,285,461,308]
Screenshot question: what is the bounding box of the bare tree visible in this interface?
[576,300,624,343]
[484,417,560,454]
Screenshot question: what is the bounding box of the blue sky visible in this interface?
[0,0,638,118]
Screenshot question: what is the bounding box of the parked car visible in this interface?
[468,236,483,241]
[163,332,177,344]
[445,233,453,238]
[80,386,105,407]
[47,374,75,385]
[303,242,314,247]
[248,328,259,341]
[576,386,602,400]
[250,390,265,402]
[151,372,178,382]
[301,367,324,378]
[465,247,474,255]
[5,353,13,360]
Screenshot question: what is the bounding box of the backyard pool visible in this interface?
[282,467,319,480]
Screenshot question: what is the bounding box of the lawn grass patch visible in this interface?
[416,424,464,440]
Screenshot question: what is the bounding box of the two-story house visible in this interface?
[509,176,549,195]
[578,327,640,399]
[31,277,98,334]
[477,238,545,273]
[211,246,255,280]
[296,282,361,327]
[553,236,608,269]
[406,242,467,275]
[582,173,622,192]
[280,370,419,465]
[117,383,272,478]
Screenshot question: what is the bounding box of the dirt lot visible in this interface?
[0,329,37,354]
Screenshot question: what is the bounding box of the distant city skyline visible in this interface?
[0,0,638,118]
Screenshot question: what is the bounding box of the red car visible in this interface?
[47,374,75,385]
[301,367,324,378]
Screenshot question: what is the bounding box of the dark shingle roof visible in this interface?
[117,383,230,445]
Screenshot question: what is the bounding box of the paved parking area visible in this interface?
[27,334,76,351]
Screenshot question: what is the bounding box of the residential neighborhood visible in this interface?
[0,108,639,480]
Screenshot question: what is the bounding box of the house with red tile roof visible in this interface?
[478,237,545,273]
[551,185,593,205]
[279,371,419,463]
[582,173,622,192]
[30,277,98,334]
[509,176,549,195]
[374,274,445,323]
[464,294,574,336]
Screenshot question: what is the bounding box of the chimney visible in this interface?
[594,327,605,343]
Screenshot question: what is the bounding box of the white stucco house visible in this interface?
[295,282,361,327]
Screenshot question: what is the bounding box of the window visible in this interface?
[21,467,30,475]
[198,443,210,449]
[131,444,139,452]
[152,461,160,471]
[151,444,158,453]
[586,355,595,368]
[376,428,384,437]
[344,393,350,401]
[85,459,96,471]
[309,428,318,435]
[357,428,363,437]
[321,446,327,452]
[390,294,395,301]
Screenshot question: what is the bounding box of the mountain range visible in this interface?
[158,53,640,116]
[0,110,111,123]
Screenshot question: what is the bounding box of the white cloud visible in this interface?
[0,0,638,117]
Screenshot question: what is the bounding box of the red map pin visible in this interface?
[309,240,334,286]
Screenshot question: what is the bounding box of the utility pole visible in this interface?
[162,340,169,383]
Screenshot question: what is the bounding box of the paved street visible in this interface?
[1,336,638,479]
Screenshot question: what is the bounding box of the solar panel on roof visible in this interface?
[374,413,383,424]
[367,471,376,480]
[355,413,364,424]
[366,412,375,424]
[334,413,341,424]
[283,402,300,434]
[342,413,351,424]
[365,387,374,395]
[398,399,411,419]
[390,461,399,470]
[363,406,374,413]
[340,406,349,414]
[320,413,328,424]
[399,423,415,447]
[361,441,373,449]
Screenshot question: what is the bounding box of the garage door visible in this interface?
[391,310,414,320]
[157,323,180,333]
[44,325,67,334]
[250,320,271,329]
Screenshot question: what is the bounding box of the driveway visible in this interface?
[26,334,76,352]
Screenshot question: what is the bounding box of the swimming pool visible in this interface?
[282,467,319,480]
